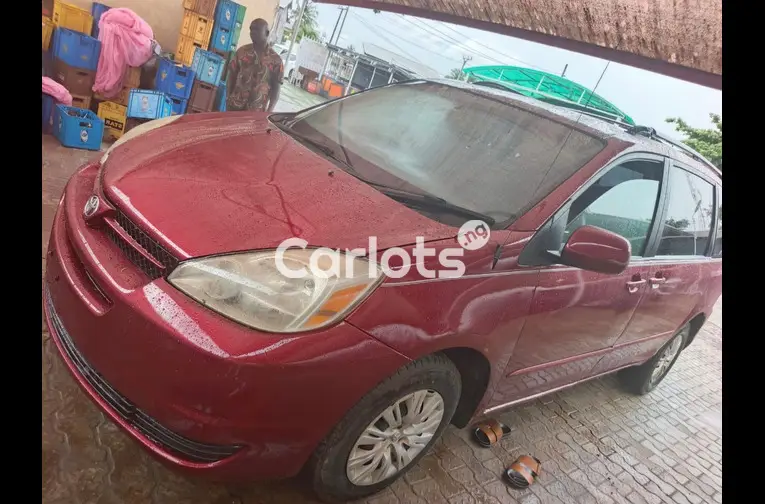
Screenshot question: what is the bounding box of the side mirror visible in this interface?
[559,225,631,274]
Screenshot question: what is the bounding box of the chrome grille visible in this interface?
[105,210,179,279]
[44,287,242,463]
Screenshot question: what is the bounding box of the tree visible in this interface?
[295,1,320,42]
[665,113,722,169]
[446,68,463,80]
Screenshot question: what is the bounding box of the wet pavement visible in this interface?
[42,120,721,503]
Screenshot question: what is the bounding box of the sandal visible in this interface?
[472,419,511,447]
[505,455,542,489]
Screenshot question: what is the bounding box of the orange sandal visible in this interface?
[472,419,511,447]
[505,455,542,489]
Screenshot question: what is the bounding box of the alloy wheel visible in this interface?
[650,335,683,387]
[346,389,445,486]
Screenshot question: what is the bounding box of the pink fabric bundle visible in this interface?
[92,8,154,98]
[42,76,72,106]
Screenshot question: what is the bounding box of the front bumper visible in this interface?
[43,161,410,481]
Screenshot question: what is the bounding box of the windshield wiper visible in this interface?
[285,129,340,159]
[372,185,496,226]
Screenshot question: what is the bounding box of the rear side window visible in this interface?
[656,167,715,256]
[712,188,722,257]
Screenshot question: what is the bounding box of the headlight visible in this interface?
[100,115,183,165]
[167,249,384,333]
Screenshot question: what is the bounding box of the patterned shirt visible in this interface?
[226,44,284,112]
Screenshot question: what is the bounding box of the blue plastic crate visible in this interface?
[91,3,111,39]
[53,105,104,151]
[51,28,101,71]
[169,96,188,115]
[210,25,233,53]
[156,58,195,100]
[215,0,239,30]
[215,82,227,112]
[127,89,173,119]
[190,48,225,86]
[42,94,56,132]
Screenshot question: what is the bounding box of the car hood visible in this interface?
[101,112,458,259]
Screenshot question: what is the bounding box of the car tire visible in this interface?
[309,353,461,503]
[288,69,294,81]
[618,324,689,395]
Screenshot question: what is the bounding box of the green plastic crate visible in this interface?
[235,3,245,25]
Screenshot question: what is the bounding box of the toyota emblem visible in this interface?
[83,195,100,218]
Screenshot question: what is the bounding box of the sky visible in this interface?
[307,5,722,139]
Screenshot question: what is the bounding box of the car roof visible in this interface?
[421,78,721,184]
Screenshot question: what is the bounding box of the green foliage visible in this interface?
[665,113,722,169]
[446,68,463,80]
[296,2,319,42]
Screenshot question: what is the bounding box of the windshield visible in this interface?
[278,82,607,228]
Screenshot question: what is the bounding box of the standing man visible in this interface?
[226,19,284,112]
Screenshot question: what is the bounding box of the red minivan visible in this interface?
[44,80,722,502]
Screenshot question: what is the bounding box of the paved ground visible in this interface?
[42,105,722,503]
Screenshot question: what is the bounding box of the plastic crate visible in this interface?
[230,22,242,51]
[215,82,227,112]
[180,10,213,46]
[236,2,246,25]
[94,86,132,107]
[42,94,56,132]
[52,1,93,34]
[43,16,54,51]
[189,79,218,112]
[155,58,195,99]
[127,89,172,119]
[169,96,189,115]
[210,25,233,53]
[215,0,239,30]
[53,105,104,150]
[52,28,101,71]
[91,3,110,39]
[43,0,54,18]
[191,48,225,86]
[52,59,96,96]
[183,0,217,17]
[71,94,92,110]
[176,35,206,67]
[97,101,127,141]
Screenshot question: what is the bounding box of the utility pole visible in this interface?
[329,7,343,45]
[284,0,307,77]
[334,7,349,46]
[460,55,472,81]
[561,63,568,77]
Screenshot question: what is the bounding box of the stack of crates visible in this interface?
[210,0,245,55]
[154,58,196,115]
[176,0,218,66]
[50,27,101,110]
[188,48,225,113]
[210,1,244,112]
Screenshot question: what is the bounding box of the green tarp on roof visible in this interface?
[464,65,635,125]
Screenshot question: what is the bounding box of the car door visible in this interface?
[599,161,718,368]
[489,154,668,406]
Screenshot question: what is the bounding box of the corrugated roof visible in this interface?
[362,43,441,77]
[317,0,721,89]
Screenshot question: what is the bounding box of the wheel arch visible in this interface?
[438,347,493,428]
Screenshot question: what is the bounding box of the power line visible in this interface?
[396,14,554,73]
[348,12,460,67]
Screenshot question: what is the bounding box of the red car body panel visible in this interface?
[44,101,722,483]
[101,113,458,257]
[45,162,411,479]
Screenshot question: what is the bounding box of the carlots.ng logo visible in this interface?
[457,220,491,250]
[275,220,492,280]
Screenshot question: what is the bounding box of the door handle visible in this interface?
[626,279,646,294]
[649,276,667,288]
